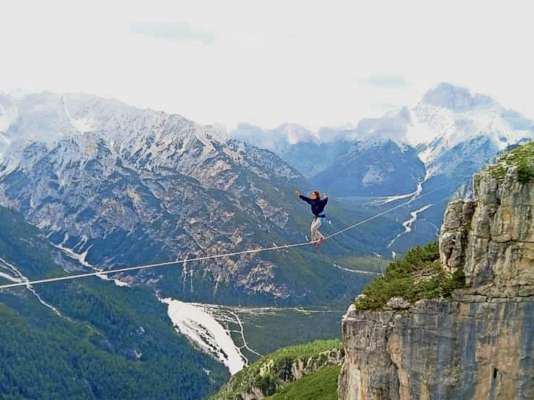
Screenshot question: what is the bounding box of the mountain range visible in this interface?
[232,82,534,252]
[1,83,533,398]
[0,92,383,307]
[1,83,532,301]
[233,83,534,191]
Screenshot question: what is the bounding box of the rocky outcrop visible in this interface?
[339,161,534,400]
[439,199,476,273]
[440,167,534,296]
[212,341,343,400]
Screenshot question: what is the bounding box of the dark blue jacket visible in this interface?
[299,195,328,217]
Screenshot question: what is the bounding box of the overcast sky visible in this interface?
[1,0,533,129]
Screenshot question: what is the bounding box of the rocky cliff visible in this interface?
[339,144,534,400]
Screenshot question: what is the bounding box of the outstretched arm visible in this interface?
[295,190,311,204]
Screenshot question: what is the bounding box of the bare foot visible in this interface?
[315,238,325,254]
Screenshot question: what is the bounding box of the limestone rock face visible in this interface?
[385,296,411,310]
[439,199,475,273]
[440,168,534,294]
[339,298,534,400]
[339,165,534,400]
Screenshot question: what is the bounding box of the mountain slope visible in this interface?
[211,339,342,399]
[231,123,350,178]
[390,83,534,252]
[0,205,229,399]
[313,139,425,196]
[231,121,426,197]
[0,92,382,306]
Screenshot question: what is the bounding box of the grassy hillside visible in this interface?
[211,340,342,400]
[266,366,340,400]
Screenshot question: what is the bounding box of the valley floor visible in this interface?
[162,300,346,375]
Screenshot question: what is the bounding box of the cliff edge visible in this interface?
[339,143,534,400]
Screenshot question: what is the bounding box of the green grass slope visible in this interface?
[211,340,342,400]
[266,366,340,400]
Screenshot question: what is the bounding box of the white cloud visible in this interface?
[130,21,215,45]
[0,0,533,129]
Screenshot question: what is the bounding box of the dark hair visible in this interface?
[313,191,321,199]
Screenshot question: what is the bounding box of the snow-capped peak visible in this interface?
[0,91,226,168]
[411,83,534,168]
[420,82,496,112]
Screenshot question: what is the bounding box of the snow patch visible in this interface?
[362,166,384,186]
[55,242,92,268]
[388,204,432,248]
[53,240,130,287]
[160,297,245,374]
[0,271,23,282]
[0,257,61,316]
[332,263,381,275]
[375,181,423,205]
[62,95,96,133]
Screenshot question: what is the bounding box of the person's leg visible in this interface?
[310,217,318,243]
[311,217,325,254]
[310,217,324,244]
[316,218,325,248]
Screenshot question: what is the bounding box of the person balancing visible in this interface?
[295,190,329,250]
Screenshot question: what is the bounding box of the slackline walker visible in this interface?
[296,189,328,252]
[0,186,447,290]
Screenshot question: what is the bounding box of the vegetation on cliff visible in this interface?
[211,339,342,400]
[355,242,465,311]
[266,366,340,400]
[487,141,534,183]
